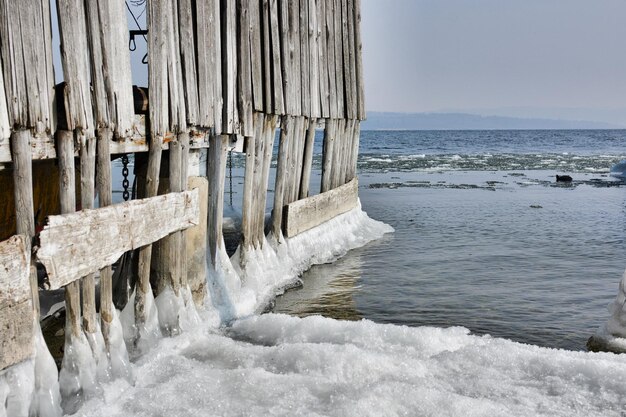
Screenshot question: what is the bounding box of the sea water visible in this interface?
[272,129,626,351]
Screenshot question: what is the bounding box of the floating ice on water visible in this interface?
[591,270,626,353]
[610,160,626,178]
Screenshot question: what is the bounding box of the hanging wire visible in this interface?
[228,150,233,207]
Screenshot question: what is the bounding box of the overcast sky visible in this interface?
[361,0,626,117]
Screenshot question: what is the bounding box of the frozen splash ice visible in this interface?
[108,306,133,382]
[120,288,161,357]
[0,360,34,417]
[592,269,626,352]
[31,321,62,417]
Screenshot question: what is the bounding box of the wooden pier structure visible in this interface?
[0,0,364,413]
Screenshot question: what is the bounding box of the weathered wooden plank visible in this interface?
[149,0,169,138]
[57,0,95,137]
[269,0,285,115]
[299,117,316,199]
[0,234,33,371]
[320,118,335,193]
[256,114,277,245]
[79,135,98,334]
[237,0,254,137]
[348,119,360,180]
[207,135,228,266]
[261,0,273,114]
[284,176,358,237]
[251,114,265,247]
[325,0,338,118]
[179,0,200,126]
[333,0,345,119]
[241,135,256,249]
[10,130,35,243]
[0,0,55,134]
[292,117,307,202]
[345,0,357,119]
[279,0,293,115]
[249,0,264,112]
[330,118,344,189]
[307,0,320,118]
[288,0,302,116]
[353,0,365,120]
[196,0,223,132]
[271,116,293,237]
[37,190,200,290]
[317,0,330,117]
[222,0,239,133]
[186,176,208,306]
[299,0,310,117]
[85,0,135,138]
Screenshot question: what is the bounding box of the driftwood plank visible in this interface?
[0,235,33,370]
[37,190,200,290]
[284,177,358,237]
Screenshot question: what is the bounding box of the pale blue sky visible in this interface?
[361,0,626,121]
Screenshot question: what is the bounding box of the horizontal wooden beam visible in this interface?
[37,189,200,290]
[0,234,34,370]
[283,177,358,238]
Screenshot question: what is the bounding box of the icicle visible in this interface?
[120,290,160,358]
[2,360,34,417]
[30,321,62,417]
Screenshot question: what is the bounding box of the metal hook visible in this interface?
[142,53,148,65]
[129,34,137,51]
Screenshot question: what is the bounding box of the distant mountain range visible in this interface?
[360,112,626,130]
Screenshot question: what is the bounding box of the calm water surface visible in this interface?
[273,130,626,351]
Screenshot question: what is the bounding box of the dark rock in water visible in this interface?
[530,204,542,209]
[556,175,573,182]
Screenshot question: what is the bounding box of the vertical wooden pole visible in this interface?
[135,134,162,327]
[271,116,293,238]
[292,117,307,201]
[321,119,335,193]
[179,132,190,289]
[299,117,316,199]
[257,115,277,245]
[241,134,256,251]
[348,120,360,181]
[57,130,81,338]
[250,113,265,248]
[207,135,228,267]
[79,134,97,334]
[10,129,38,318]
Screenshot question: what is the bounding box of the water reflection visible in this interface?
[272,249,365,321]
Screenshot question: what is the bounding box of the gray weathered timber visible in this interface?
[271,116,293,237]
[269,0,285,115]
[278,0,293,115]
[292,117,307,202]
[57,0,95,137]
[0,63,10,159]
[256,115,278,245]
[251,115,265,247]
[223,0,239,134]
[196,0,223,132]
[178,0,200,126]
[284,177,358,237]
[300,0,310,117]
[299,117,316,199]
[85,0,134,137]
[261,0,273,114]
[317,0,330,117]
[288,0,302,116]
[237,0,254,137]
[241,135,256,249]
[168,0,187,134]
[149,0,169,138]
[207,135,228,266]
[186,176,208,306]
[329,118,344,189]
[320,118,335,193]
[325,0,338,118]
[345,0,357,120]
[11,130,35,244]
[0,235,33,371]
[333,0,345,119]
[37,190,200,290]
[79,135,98,334]
[0,0,55,134]
[57,130,82,338]
[249,0,264,112]
[348,119,360,180]
[353,0,365,120]
[307,0,320,118]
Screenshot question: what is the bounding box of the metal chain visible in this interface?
[228,150,233,206]
[122,155,130,201]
